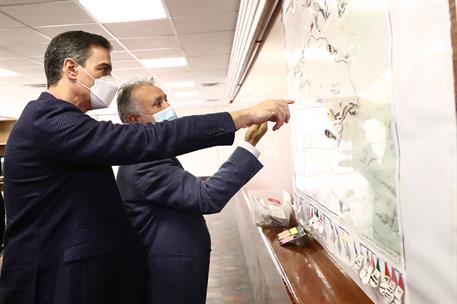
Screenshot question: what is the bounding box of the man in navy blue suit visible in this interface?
[0,30,292,304]
[116,80,266,304]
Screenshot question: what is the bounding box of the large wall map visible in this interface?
[283,0,404,263]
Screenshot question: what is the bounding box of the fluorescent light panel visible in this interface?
[79,0,167,23]
[0,68,20,78]
[174,91,199,97]
[165,81,196,88]
[141,57,187,68]
[176,100,204,107]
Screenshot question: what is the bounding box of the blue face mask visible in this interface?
[153,106,178,122]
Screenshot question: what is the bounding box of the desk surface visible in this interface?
[262,227,373,304]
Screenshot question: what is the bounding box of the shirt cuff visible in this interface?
[238,141,261,158]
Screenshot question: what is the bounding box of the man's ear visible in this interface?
[63,58,78,80]
[127,114,138,123]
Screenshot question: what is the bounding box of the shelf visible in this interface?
[235,190,373,304]
[0,120,16,146]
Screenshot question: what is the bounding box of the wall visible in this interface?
[232,1,457,303]
[279,1,457,303]
[174,105,226,177]
[177,11,292,191]
[0,82,42,117]
[225,12,293,194]
[391,2,457,302]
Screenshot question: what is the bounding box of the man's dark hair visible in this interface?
[44,31,112,87]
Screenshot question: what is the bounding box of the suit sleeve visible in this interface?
[31,101,235,166]
[134,147,263,214]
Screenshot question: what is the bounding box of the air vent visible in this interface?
[24,83,47,88]
[200,82,222,87]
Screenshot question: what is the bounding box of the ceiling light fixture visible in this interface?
[201,82,222,87]
[0,68,20,78]
[178,100,204,107]
[174,91,199,97]
[141,57,187,68]
[79,0,167,23]
[165,81,196,88]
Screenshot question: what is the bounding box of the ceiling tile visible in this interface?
[114,69,152,82]
[0,57,42,69]
[107,39,125,52]
[165,0,240,17]
[112,60,143,70]
[198,84,227,101]
[152,70,193,82]
[187,54,230,71]
[181,31,234,56]
[198,83,227,92]
[193,69,228,83]
[0,0,66,5]
[1,2,93,27]
[171,97,203,104]
[0,77,26,86]
[173,12,237,34]
[0,27,49,45]
[0,0,240,108]
[35,23,110,39]
[104,20,174,39]
[28,55,44,63]
[0,46,22,59]
[12,66,44,76]
[110,51,135,61]
[133,48,185,59]
[119,36,180,51]
[149,66,191,74]
[22,74,46,83]
[0,11,24,29]
[184,44,233,57]
[4,42,49,57]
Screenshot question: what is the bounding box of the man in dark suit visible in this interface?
[0,31,292,304]
[116,80,266,304]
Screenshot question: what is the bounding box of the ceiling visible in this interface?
[0,0,240,116]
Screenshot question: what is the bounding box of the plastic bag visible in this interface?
[249,189,292,227]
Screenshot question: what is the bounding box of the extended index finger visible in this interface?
[285,112,291,124]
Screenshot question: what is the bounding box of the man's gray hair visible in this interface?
[117,79,156,123]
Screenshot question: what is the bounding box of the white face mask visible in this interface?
[76,66,119,110]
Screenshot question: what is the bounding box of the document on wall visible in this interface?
[282,0,405,289]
